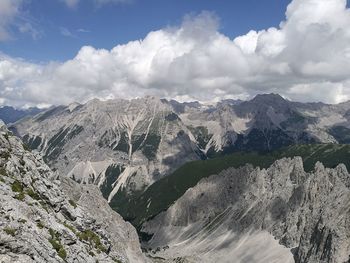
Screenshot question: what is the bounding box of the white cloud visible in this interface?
[0,0,41,41]
[62,0,79,9]
[0,0,22,41]
[19,22,41,40]
[2,0,350,107]
[77,28,90,33]
[60,27,76,38]
[94,0,131,6]
[62,0,130,8]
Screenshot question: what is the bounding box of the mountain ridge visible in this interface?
[9,93,350,214]
[0,106,43,124]
[142,157,350,263]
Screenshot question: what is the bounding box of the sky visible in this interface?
[0,0,350,107]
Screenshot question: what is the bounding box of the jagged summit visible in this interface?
[142,157,350,262]
[251,93,287,102]
[239,93,292,113]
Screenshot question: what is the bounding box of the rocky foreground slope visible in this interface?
[142,157,350,263]
[0,121,147,263]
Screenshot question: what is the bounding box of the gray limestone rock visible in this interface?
[0,122,148,263]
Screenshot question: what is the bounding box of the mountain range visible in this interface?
[3,93,350,262]
[9,94,350,195]
[0,106,43,124]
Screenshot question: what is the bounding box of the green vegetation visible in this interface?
[36,106,66,122]
[23,135,43,150]
[68,199,77,209]
[165,112,180,122]
[45,128,69,161]
[63,222,77,234]
[45,125,83,162]
[100,165,124,199]
[232,128,295,153]
[12,181,39,202]
[37,221,45,229]
[131,134,146,153]
[39,200,50,212]
[62,223,106,255]
[141,134,161,160]
[188,126,212,150]
[329,126,350,144]
[114,132,129,153]
[14,192,25,201]
[57,248,67,260]
[112,143,350,228]
[10,180,42,202]
[22,143,32,152]
[0,167,7,177]
[11,180,24,193]
[77,229,106,253]
[0,151,11,160]
[27,188,40,200]
[4,227,16,236]
[98,130,114,148]
[48,228,67,260]
[280,112,308,129]
[18,218,27,224]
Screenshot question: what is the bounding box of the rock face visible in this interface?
[10,94,350,202]
[169,93,350,155]
[142,157,350,263]
[0,121,147,263]
[11,97,201,203]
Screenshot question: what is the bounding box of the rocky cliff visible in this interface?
[142,157,350,263]
[0,121,147,263]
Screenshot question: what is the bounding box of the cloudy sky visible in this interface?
[0,0,350,107]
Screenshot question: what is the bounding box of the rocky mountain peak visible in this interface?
[251,93,287,104]
[241,93,292,113]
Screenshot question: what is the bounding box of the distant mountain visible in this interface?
[0,106,43,124]
[10,94,350,209]
[11,97,202,205]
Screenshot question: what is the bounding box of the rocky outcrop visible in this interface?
[0,121,148,263]
[142,157,350,263]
